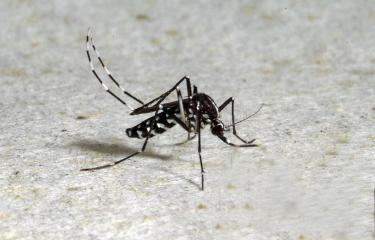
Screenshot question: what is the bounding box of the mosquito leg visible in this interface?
[145,76,191,108]
[131,76,191,115]
[174,116,197,144]
[188,133,196,140]
[196,93,205,191]
[188,133,197,143]
[80,151,140,171]
[80,134,151,171]
[218,97,232,132]
[230,98,256,144]
[185,76,192,98]
[176,87,188,126]
[86,29,142,111]
[183,77,193,139]
[170,115,190,132]
[81,109,161,171]
[218,97,232,112]
[219,97,256,144]
[218,135,257,147]
[89,31,144,105]
[176,85,195,143]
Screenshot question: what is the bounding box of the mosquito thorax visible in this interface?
[192,93,219,120]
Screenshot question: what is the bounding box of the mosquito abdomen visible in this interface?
[126,111,177,139]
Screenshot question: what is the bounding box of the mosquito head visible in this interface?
[210,119,225,136]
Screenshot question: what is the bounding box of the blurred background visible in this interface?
[0,1,374,239]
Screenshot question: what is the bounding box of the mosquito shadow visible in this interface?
[68,139,173,161]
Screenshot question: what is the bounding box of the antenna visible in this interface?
[225,103,264,129]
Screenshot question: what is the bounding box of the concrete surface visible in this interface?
[0,1,374,239]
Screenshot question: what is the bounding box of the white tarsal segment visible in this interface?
[104,66,111,75]
[102,83,109,91]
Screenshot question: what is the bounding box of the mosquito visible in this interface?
[81,29,263,190]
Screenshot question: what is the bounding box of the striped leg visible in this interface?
[86,29,143,111]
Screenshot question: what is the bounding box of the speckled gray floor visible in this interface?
[0,1,374,239]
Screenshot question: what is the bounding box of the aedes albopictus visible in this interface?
[81,29,263,190]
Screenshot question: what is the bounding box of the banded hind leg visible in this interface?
[86,29,143,111]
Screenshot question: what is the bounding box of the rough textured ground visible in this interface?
[0,1,374,239]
